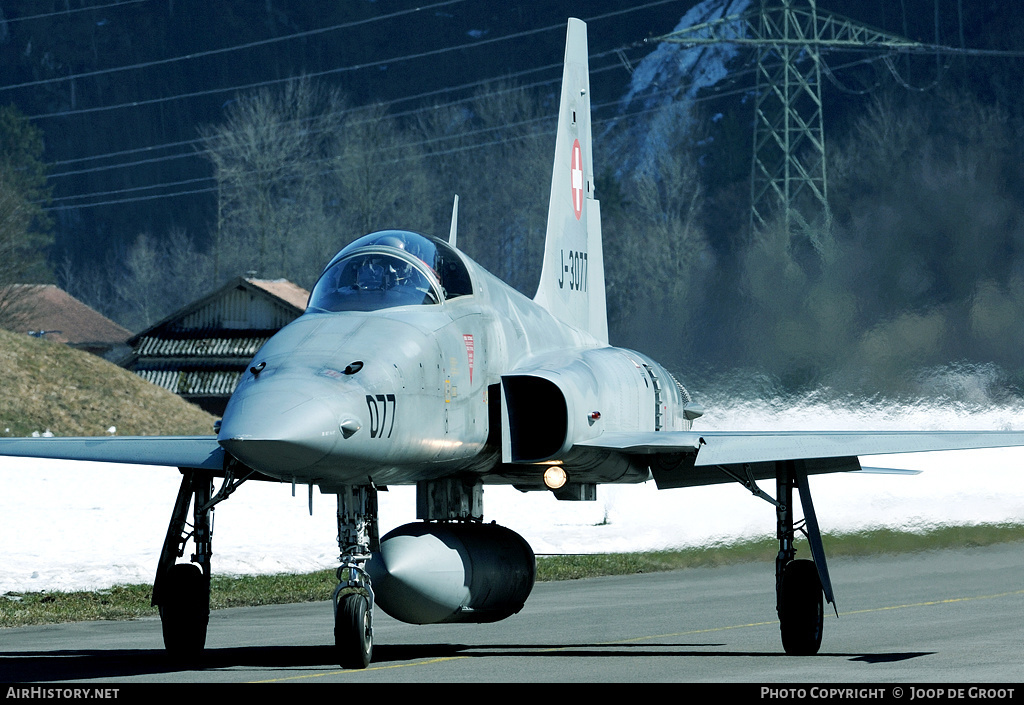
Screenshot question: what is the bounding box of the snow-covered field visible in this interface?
[3,399,1023,594]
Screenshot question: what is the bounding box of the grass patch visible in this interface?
[0,328,216,437]
[536,541,775,581]
[536,523,1024,581]
[0,570,340,628]
[0,584,156,626]
[817,523,1024,556]
[4,523,1024,629]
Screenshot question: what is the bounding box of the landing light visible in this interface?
[542,466,568,490]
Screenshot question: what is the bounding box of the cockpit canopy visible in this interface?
[307,230,472,313]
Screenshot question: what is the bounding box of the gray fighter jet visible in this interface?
[4,19,1024,668]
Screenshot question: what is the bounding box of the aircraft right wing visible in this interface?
[576,429,1024,489]
[0,436,225,471]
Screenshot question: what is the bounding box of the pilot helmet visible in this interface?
[376,234,407,250]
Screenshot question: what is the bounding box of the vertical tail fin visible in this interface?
[533,18,608,345]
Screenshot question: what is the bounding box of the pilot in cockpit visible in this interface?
[354,256,386,290]
[372,234,439,292]
[308,231,458,312]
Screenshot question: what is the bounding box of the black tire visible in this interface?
[159,563,210,660]
[335,594,373,669]
[779,558,824,655]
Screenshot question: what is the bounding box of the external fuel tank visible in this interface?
[366,522,535,625]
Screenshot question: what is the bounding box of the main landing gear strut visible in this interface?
[719,459,836,655]
[152,464,253,660]
[774,460,835,655]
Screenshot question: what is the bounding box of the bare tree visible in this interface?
[603,135,715,364]
[328,103,433,240]
[202,77,346,286]
[437,82,552,293]
[102,228,214,332]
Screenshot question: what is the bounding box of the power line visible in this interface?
[45,35,868,189]
[48,146,201,179]
[40,53,929,212]
[43,57,589,179]
[37,40,894,207]
[31,0,774,211]
[51,173,214,204]
[1,0,468,93]
[21,0,565,117]
[42,47,897,211]
[35,3,675,172]
[26,0,676,121]
[56,52,921,213]
[42,56,579,173]
[40,87,733,212]
[26,0,690,221]
[2,0,150,24]
[40,59,768,211]
[42,56,642,195]
[26,0,1024,196]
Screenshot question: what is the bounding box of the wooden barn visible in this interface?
[124,278,309,415]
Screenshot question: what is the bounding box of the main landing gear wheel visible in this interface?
[779,559,824,655]
[335,593,373,669]
[159,563,210,660]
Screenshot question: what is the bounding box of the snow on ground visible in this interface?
[3,396,1024,593]
[3,442,1022,594]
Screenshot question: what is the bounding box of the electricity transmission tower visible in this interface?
[657,0,923,245]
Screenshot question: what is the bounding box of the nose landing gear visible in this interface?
[332,484,379,669]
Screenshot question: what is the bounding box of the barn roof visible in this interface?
[128,277,308,343]
[247,279,309,310]
[13,285,131,349]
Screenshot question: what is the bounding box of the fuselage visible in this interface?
[217,231,692,489]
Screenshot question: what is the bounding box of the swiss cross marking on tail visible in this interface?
[571,139,583,220]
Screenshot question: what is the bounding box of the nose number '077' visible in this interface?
[366,394,397,439]
[558,249,588,292]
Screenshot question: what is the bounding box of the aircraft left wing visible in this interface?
[0,436,225,470]
[577,429,1024,488]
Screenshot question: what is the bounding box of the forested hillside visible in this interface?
[2,0,1024,400]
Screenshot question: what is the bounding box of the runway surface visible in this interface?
[3,542,1022,684]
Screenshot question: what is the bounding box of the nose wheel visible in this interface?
[153,470,215,661]
[335,589,373,669]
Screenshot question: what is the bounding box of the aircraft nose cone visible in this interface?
[218,381,341,478]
